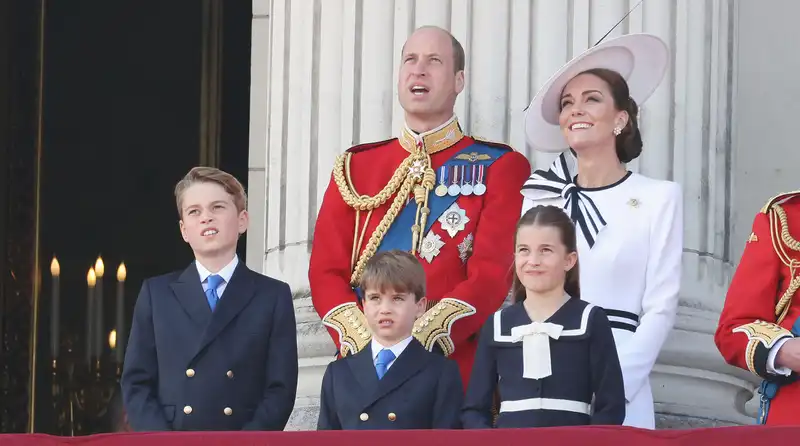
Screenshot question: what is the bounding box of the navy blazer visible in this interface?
[317,338,463,430]
[121,261,298,431]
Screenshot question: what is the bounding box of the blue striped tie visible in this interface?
[205,274,224,312]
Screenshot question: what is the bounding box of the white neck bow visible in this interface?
[510,321,564,380]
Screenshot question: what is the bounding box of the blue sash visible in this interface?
[352,142,509,301]
[378,142,507,252]
[758,316,800,424]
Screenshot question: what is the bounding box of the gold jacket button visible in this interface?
[226,370,234,378]
[224,407,233,416]
[185,369,195,378]
[388,412,396,421]
[359,413,369,421]
[183,405,192,415]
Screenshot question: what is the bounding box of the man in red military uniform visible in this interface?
[309,25,531,388]
[715,191,800,425]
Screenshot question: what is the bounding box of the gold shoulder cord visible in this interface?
[768,204,800,323]
[333,146,436,286]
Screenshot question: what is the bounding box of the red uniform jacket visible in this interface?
[309,120,531,388]
[715,192,800,425]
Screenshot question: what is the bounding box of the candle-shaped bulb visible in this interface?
[94,256,105,278]
[50,257,60,277]
[87,268,96,287]
[117,262,127,282]
[109,329,117,349]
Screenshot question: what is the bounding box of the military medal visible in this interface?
[408,159,425,181]
[473,165,487,196]
[438,202,470,238]
[420,231,445,263]
[447,165,461,196]
[461,165,474,196]
[434,166,448,197]
[458,233,474,263]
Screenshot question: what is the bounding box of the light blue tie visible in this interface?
[205,274,224,312]
[375,349,396,380]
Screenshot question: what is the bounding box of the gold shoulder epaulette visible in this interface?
[412,298,477,356]
[321,302,372,357]
[761,191,800,214]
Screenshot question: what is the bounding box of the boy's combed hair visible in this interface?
[174,166,247,217]
[360,249,426,302]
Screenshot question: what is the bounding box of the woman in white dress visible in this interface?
[519,34,683,429]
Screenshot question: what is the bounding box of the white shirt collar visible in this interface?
[371,335,413,361]
[195,255,239,284]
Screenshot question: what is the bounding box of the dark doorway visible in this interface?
[0,0,252,434]
[0,0,43,434]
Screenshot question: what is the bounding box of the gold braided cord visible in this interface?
[422,163,436,189]
[351,209,360,270]
[334,151,413,211]
[774,204,800,252]
[335,140,441,285]
[777,277,800,324]
[351,209,374,271]
[769,205,800,322]
[350,175,417,285]
[769,206,797,270]
[337,149,414,273]
[354,209,373,269]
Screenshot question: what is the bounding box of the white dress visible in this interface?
[520,152,683,429]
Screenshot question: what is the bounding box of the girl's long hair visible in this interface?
[511,205,580,303]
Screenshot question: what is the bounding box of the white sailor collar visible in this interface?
[490,298,597,380]
[491,298,595,345]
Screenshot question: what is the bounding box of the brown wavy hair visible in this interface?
[565,68,644,164]
[511,205,580,303]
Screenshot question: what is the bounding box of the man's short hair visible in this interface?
[404,25,465,73]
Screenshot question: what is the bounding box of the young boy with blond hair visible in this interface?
[317,249,463,430]
[121,166,298,431]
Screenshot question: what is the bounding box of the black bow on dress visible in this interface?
[521,153,607,248]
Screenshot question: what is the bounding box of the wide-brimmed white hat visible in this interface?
[524,33,669,153]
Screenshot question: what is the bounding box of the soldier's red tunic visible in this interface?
[715,192,800,425]
[309,118,531,388]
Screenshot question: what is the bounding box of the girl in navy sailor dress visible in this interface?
[462,205,625,428]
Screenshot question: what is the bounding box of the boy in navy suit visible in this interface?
[317,249,463,430]
[121,167,298,431]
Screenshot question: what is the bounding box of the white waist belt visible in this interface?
[499,397,591,415]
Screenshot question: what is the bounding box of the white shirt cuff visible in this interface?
[767,337,793,376]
